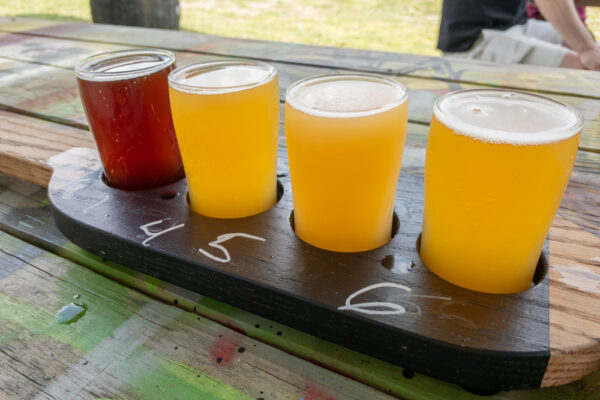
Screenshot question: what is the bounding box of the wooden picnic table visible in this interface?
[0,17,599,400]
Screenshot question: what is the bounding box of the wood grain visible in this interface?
[0,29,599,153]
[2,17,600,99]
[0,174,466,400]
[0,107,434,187]
[0,110,93,187]
[48,147,554,391]
[543,217,600,387]
[0,16,598,397]
[45,143,600,390]
[2,176,600,400]
[0,230,397,400]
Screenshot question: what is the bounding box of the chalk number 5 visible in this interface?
[198,233,266,263]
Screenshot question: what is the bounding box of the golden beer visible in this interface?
[285,74,408,252]
[420,89,582,293]
[168,61,279,218]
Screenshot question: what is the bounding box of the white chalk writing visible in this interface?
[198,233,266,263]
[140,218,184,247]
[82,194,109,214]
[339,282,451,316]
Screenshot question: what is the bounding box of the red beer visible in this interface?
[75,49,184,190]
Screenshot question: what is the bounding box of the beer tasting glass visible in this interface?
[75,49,184,190]
[420,89,582,294]
[168,60,279,218]
[285,74,408,252]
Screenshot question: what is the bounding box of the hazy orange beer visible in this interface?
[285,74,408,252]
[420,89,582,294]
[168,60,279,218]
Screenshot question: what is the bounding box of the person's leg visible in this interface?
[518,19,563,45]
[476,24,573,68]
[517,35,578,68]
[521,18,594,68]
[444,24,579,69]
[560,51,585,69]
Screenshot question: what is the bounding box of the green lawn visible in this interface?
[2,0,600,57]
[179,0,442,55]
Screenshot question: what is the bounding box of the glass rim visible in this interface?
[285,73,408,118]
[168,59,278,94]
[74,48,176,81]
[433,88,584,144]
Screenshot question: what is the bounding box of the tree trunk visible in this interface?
[90,0,180,30]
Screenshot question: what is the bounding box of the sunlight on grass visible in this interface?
[587,8,600,41]
[179,0,442,55]
[0,0,442,55]
[0,0,91,22]
[2,1,600,58]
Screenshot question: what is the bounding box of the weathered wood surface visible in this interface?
[0,174,599,399]
[0,110,430,187]
[0,17,598,398]
[0,111,93,187]
[0,22,599,153]
[0,230,401,400]
[1,17,600,99]
[1,126,600,396]
[44,146,600,391]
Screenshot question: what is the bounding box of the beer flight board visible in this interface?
[48,146,552,392]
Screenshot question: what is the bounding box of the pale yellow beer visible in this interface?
[420,89,582,294]
[169,61,279,218]
[285,74,408,252]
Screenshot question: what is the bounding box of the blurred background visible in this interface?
[4,0,599,57]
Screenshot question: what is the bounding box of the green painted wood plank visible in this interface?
[0,230,397,400]
[0,178,513,400]
[1,159,599,399]
[1,17,599,100]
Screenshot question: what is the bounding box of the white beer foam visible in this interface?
[286,74,407,118]
[169,61,276,94]
[434,90,582,145]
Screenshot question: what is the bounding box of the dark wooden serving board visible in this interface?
[0,18,600,396]
[48,146,553,391]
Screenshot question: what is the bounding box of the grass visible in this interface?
[180,0,442,55]
[0,0,91,22]
[1,0,600,57]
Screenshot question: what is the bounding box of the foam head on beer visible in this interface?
[285,74,408,252]
[434,89,581,144]
[287,75,406,117]
[172,64,275,93]
[421,88,583,294]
